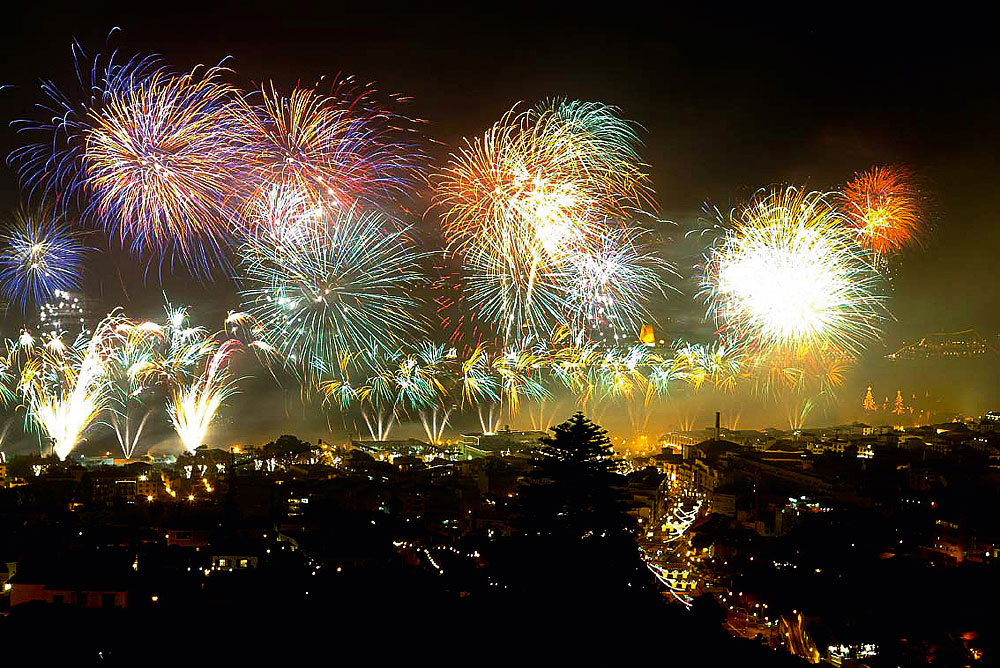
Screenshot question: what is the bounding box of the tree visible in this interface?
[863,386,877,412]
[893,390,906,415]
[523,412,635,537]
[495,412,656,612]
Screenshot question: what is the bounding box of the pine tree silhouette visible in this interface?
[496,412,656,612]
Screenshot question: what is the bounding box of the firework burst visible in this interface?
[237,80,423,215]
[566,226,672,338]
[701,187,886,361]
[434,101,666,342]
[166,337,242,453]
[85,65,250,274]
[536,98,653,211]
[7,39,160,207]
[0,208,88,309]
[17,313,125,460]
[237,203,427,385]
[841,165,923,257]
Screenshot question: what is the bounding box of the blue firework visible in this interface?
[0,209,88,309]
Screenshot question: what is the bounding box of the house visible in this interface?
[7,558,133,608]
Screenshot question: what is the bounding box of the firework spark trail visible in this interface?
[326,344,450,441]
[236,80,424,218]
[7,40,161,207]
[103,318,162,458]
[110,409,152,460]
[459,344,499,407]
[0,417,14,454]
[312,335,750,440]
[477,403,502,434]
[131,304,246,454]
[361,406,396,442]
[238,203,427,386]
[166,337,242,453]
[527,395,565,432]
[785,395,815,431]
[1,332,38,407]
[492,341,549,418]
[317,350,365,412]
[134,304,214,389]
[17,313,126,460]
[393,343,449,414]
[0,209,88,309]
[419,405,452,444]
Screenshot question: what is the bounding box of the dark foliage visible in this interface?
[490,412,657,614]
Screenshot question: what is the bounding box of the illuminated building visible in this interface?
[459,428,546,458]
[88,465,159,505]
[35,289,102,337]
[828,643,878,665]
[351,438,446,461]
[886,329,988,360]
[211,537,262,570]
[981,411,1000,433]
[927,518,964,563]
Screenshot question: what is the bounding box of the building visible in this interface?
[210,537,263,571]
[10,582,129,608]
[88,464,158,505]
[459,428,546,458]
[7,558,133,608]
[981,411,1000,434]
[886,329,988,360]
[351,438,443,460]
[35,290,103,338]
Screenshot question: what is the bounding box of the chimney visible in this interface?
[715,411,721,441]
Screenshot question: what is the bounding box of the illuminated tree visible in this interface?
[863,386,877,412]
[893,390,906,415]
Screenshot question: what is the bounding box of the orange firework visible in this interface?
[842,165,923,255]
[433,101,658,341]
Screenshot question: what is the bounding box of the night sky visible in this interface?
[1,4,997,439]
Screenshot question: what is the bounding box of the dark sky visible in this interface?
[1,3,998,438]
